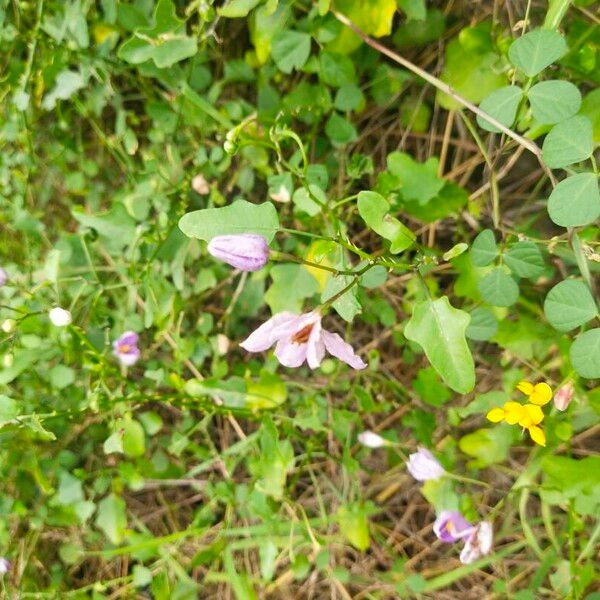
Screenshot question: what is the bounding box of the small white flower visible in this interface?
[0,557,11,574]
[459,521,493,564]
[406,447,446,481]
[191,174,210,195]
[357,430,387,449]
[2,353,13,368]
[269,184,291,203]
[49,307,72,327]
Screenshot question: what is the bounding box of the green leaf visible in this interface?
[0,395,19,427]
[438,26,505,110]
[508,29,568,77]
[397,0,426,20]
[103,431,124,455]
[122,420,146,458]
[328,0,398,53]
[334,84,365,112]
[571,329,600,378]
[219,0,261,17]
[528,80,582,125]
[246,372,287,410]
[265,264,319,313]
[357,191,415,253]
[412,367,452,407]
[421,477,460,512]
[387,152,444,204]
[319,51,356,87]
[542,116,594,168]
[57,472,84,505]
[178,200,279,242]
[470,229,498,267]
[478,268,519,307]
[404,296,475,393]
[325,112,358,147]
[581,88,600,143]
[466,307,498,341]
[322,274,361,322]
[42,69,86,110]
[72,203,136,251]
[547,173,600,227]
[271,30,311,73]
[504,241,545,278]
[544,280,597,332]
[96,494,127,545]
[459,426,513,467]
[336,503,371,551]
[476,85,523,133]
[49,365,76,390]
[118,0,197,68]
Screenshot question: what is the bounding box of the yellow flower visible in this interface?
[517,381,553,406]
[486,401,546,447]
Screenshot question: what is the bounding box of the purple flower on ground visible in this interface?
[240,310,366,370]
[0,268,8,287]
[207,234,269,271]
[459,521,493,564]
[113,331,140,367]
[407,447,446,481]
[433,511,472,543]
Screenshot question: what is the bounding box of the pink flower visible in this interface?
[207,234,269,271]
[407,447,446,481]
[240,311,366,370]
[113,331,140,367]
[459,521,493,564]
[433,511,472,543]
[554,382,574,411]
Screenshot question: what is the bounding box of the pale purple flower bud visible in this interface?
[459,521,493,564]
[0,557,10,574]
[358,430,387,448]
[433,511,472,543]
[113,331,140,367]
[407,447,446,481]
[0,268,8,287]
[554,382,574,411]
[49,307,72,327]
[207,234,269,272]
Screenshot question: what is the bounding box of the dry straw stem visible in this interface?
[332,10,556,186]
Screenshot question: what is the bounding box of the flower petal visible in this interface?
[322,330,366,370]
[529,382,553,406]
[486,408,505,423]
[240,312,300,352]
[433,511,471,543]
[516,380,534,396]
[503,401,525,425]
[306,319,326,369]
[274,338,308,367]
[523,403,544,426]
[459,521,493,564]
[528,425,546,446]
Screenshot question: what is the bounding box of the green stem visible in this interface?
[445,472,491,489]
